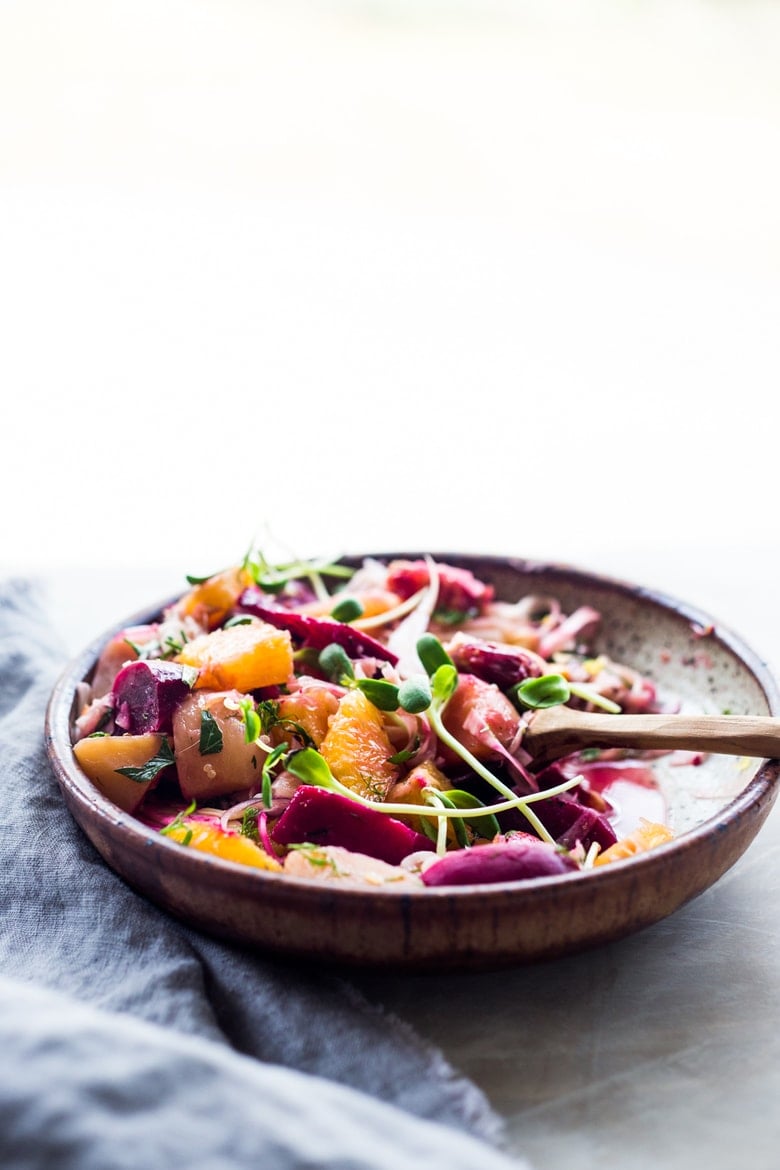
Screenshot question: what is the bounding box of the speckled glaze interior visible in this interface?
[45,554,780,971]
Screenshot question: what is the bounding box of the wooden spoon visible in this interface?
[523,706,780,769]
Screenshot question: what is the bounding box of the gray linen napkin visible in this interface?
[0,579,527,1170]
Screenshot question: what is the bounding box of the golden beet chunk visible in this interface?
[73,732,168,814]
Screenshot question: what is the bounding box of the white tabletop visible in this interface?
[3,2,780,1167]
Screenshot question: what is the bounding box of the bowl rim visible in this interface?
[44,551,780,908]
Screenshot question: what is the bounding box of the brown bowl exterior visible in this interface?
[45,555,780,971]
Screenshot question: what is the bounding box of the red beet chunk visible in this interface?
[271,786,433,866]
[385,559,495,613]
[532,794,618,852]
[448,636,543,690]
[112,660,192,735]
[237,588,398,665]
[421,838,578,887]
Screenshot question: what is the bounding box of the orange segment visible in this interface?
[175,620,293,691]
[176,566,252,630]
[320,688,399,801]
[594,819,674,865]
[274,689,340,748]
[166,820,282,871]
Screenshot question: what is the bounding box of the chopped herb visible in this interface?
[287,842,346,875]
[161,631,189,658]
[253,699,280,735]
[388,734,421,765]
[199,710,224,755]
[223,615,253,628]
[249,698,313,749]
[239,806,260,842]
[160,799,197,837]
[116,737,176,784]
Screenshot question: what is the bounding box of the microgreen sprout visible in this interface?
[238,697,262,744]
[510,674,571,711]
[432,607,473,626]
[318,644,355,685]
[566,682,622,714]
[261,742,289,809]
[355,679,401,712]
[185,570,220,585]
[318,644,430,716]
[424,789,452,855]
[416,633,454,678]
[397,676,432,714]
[413,640,563,844]
[242,545,353,601]
[284,748,583,842]
[330,597,364,623]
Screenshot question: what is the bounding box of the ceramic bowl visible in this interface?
[45,554,780,971]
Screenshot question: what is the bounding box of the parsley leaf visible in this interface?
[115,737,176,784]
[199,710,224,755]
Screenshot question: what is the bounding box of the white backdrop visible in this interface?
[2,0,779,658]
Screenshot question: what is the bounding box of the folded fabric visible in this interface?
[0,579,528,1170]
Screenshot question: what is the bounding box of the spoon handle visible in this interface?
[525,707,780,768]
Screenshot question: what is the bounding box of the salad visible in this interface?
[71,551,677,889]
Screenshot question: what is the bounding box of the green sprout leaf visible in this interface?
[198,709,224,755]
[261,742,288,808]
[510,673,571,710]
[238,697,262,744]
[423,788,468,849]
[318,643,355,685]
[115,737,176,784]
[397,676,432,714]
[440,789,501,839]
[432,607,473,626]
[286,747,338,790]
[431,663,459,706]
[356,678,400,711]
[330,597,364,623]
[185,570,220,585]
[416,633,454,678]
